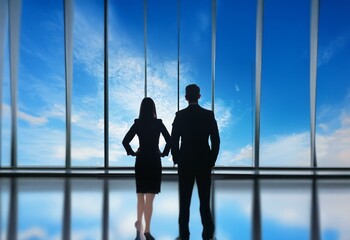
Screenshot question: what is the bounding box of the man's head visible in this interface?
[185,84,201,103]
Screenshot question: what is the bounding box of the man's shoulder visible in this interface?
[198,106,215,119]
[200,106,213,114]
[175,108,187,116]
[176,105,214,116]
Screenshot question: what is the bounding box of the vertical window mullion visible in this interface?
[0,0,8,167]
[254,0,264,169]
[311,179,320,240]
[63,179,71,240]
[144,0,148,98]
[7,179,18,239]
[211,0,216,112]
[9,0,21,167]
[177,0,180,112]
[252,179,261,240]
[310,0,319,168]
[63,0,73,168]
[102,179,109,240]
[104,0,109,169]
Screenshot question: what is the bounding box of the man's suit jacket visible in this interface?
[171,104,220,171]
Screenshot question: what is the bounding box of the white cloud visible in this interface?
[318,32,349,66]
[18,109,48,125]
[232,145,253,163]
[260,132,310,166]
[316,127,350,166]
[203,99,233,132]
[42,103,66,120]
[2,103,48,125]
[19,227,48,240]
[316,99,350,166]
[235,84,240,92]
[318,123,329,132]
[51,144,104,162]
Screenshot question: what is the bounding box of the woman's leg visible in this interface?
[136,193,145,230]
[144,193,155,233]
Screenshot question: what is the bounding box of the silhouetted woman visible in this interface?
[122,97,171,240]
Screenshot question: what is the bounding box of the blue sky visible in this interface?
[1,0,350,167]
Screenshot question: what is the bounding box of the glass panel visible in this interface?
[72,0,104,166]
[147,0,177,167]
[316,0,350,167]
[71,179,102,239]
[109,179,179,239]
[17,0,65,166]
[18,179,64,239]
[261,180,311,240]
[180,0,212,110]
[1,28,10,167]
[109,0,145,167]
[319,180,350,240]
[260,0,311,166]
[215,180,252,239]
[215,0,256,166]
[0,179,10,239]
[109,179,136,239]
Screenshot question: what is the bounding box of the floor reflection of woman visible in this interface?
[122,97,171,240]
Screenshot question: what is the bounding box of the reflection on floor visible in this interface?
[0,177,349,240]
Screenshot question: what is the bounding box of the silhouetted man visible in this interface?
[171,84,220,240]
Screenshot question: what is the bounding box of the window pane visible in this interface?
[1,179,10,238]
[215,180,253,239]
[109,179,179,239]
[261,180,311,240]
[319,180,350,239]
[215,0,256,166]
[109,0,145,167]
[18,0,65,166]
[18,179,64,239]
[71,179,102,239]
[180,0,212,110]
[260,0,311,166]
[147,0,177,167]
[1,27,10,167]
[72,0,104,166]
[316,0,350,167]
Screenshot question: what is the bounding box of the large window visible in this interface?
[260,0,311,167]
[316,0,350,167]
[17,0,65,166]
[1,0,350,168]
[71,0,104,166]
[216,0,256,166]
[108,0,145,167]
[1,3,10,167]
[147,0,178,167]
[180,0,212,112]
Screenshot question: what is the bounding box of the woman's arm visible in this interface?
[122,123,137,156]
[160,121,171,157]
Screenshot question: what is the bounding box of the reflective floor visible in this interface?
[1,177,350,240]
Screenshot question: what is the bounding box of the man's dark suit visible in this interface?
[171,104,220,240]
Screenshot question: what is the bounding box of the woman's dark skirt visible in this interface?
[135,153,162,194]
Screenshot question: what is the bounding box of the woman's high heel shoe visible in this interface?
[144,232,155,240]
